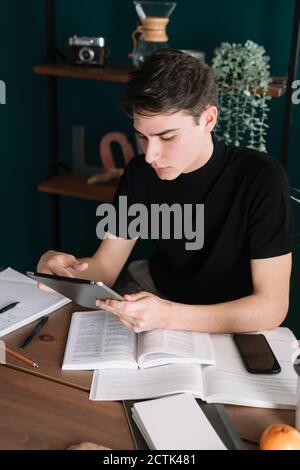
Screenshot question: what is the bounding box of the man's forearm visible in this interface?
[166,293,288,333]
[68,256,117,286]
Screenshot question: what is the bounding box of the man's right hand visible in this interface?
[37,250,88,277]
[36,250,88,291]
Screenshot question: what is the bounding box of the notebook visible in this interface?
[123,398,245,450]
[130,394,228,450]
[0,268,71,337]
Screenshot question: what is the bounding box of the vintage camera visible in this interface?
[66,35,107,66]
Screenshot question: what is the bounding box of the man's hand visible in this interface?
[37,250,88,277]
[37,250,88,291]
[96,291,172,332]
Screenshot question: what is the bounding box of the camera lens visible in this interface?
[79,47,95,63]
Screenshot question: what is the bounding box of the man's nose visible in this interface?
[144,140,161,165]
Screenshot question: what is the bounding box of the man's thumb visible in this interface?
[73,261,88,271]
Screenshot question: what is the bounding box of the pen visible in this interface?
[19,316,49,349]
[5,346,39,368]
[0,301,20,314]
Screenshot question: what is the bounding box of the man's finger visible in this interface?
[118,313,138,324]
[97,301,118,315]
[123,291,150,301]
[96,299,123,311]
[55,268,75,278]
[37,282,56,293]
[106,299,144,315]
[118,318,135,331]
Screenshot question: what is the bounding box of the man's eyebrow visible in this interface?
[133,127,180,137]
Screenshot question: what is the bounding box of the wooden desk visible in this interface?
[2,302,296,450]
[225,405,295,449]
[3,302,93,391]
[0,365,133,450]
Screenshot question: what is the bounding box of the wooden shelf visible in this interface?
[37,173,118,202]
[33,63,133,83]
[262,76,287,98]
[33,63,286,97]
[222,76,287,98]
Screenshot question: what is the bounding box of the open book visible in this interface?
[90,327,298,410]
[62,310,214,370]
[0,268,70,337]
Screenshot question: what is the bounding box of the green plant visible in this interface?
[212,40,272,152]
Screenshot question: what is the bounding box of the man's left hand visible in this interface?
[96,291,172,332]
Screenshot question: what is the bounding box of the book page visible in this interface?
[203,328,297,409]
[137,329,214,368]
[0,267,35,284]
[62,310,137,370]
[90,364,204,401]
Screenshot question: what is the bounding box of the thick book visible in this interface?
[130,394,228,450]
[123,399,245,450]
[62,310,214,370]
[0,268,70,337]
[90,327,298,409]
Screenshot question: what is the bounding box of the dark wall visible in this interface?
[0,0,299,333]
[0,0,50,269]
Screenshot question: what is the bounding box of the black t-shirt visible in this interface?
[111,138,294,305]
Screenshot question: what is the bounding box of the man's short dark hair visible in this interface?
[122,48,218,122]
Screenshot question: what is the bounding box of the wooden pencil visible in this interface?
[5,346,39,368]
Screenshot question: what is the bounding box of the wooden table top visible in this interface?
[1,297,296,450]
[0,365,134,450]
[2,302,93,391]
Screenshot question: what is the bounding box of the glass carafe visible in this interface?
[129,1,177,68]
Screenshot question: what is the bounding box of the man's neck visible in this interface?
[184,134,214,174]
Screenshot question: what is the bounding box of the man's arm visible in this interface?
[70,236,137,286]
[98,253,292,333]
[37,236,137,287]
[167,253,292,333]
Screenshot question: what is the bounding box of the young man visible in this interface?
[38,49,293,334]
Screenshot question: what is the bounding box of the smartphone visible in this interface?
[233,333,281,374]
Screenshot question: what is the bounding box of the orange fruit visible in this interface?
[260,423,300,450]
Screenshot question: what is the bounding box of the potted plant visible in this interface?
[212,40,272,152]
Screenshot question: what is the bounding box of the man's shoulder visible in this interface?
[225,143,286,179]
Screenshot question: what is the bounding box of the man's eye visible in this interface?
[137,134,147,140]
[161,136,175,141]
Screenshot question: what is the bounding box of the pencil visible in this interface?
[5,346,39,368]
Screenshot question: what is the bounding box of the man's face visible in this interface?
[133,109,216,180]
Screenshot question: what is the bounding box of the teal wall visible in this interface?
[0,0,299,333]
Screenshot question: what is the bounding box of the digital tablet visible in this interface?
[26,272,123,309]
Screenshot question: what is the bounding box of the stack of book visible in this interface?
[63,310,298,410]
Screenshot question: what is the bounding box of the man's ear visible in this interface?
[203,105,218,133]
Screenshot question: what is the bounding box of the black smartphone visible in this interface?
[233,333,281,374]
